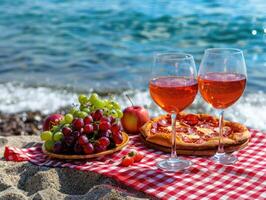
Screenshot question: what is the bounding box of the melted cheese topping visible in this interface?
[196,127,214,136]
[186,134,200,139]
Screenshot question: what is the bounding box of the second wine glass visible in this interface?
[149,52,198,171]
[198,48,247,165]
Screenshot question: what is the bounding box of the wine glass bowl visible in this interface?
[149,52,198,171]
[198,48,247,165]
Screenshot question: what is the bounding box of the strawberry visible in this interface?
[120,155,134,167]
[128,150,144,162]
[133,152,144,162]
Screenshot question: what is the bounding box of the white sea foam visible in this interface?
[0,83,77,114]
[0,83,265,131]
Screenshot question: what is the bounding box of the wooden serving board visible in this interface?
[140,135,249,156]
[42,132,129,160]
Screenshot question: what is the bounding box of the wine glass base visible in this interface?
[157,158,192,172]
[211,153,237,165]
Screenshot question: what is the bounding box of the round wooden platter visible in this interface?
[140,135,249,156]
[42,132,129,160]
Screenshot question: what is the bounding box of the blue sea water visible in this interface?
[0,0,265,129]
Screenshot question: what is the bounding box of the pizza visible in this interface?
[140,113,250,152]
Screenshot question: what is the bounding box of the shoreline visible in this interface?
[0,108,69,137]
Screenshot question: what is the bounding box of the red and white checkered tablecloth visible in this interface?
[4,129,266,200]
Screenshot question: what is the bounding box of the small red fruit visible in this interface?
[62,127,72,136]
[78,135,89,146]
[83,124,94,134]
[84,115,93,125]
[83,143,94,154]
[99,121,111,132]
[111,124,121,134]
[100,116,110,123]
[98,137,110,147]
[94,143,107,153]
[72,118,84,130]
[131,151,144,162]
[112,131,123,145]
[120,156,134,167]
[98,130,111,138]
[92,110,103,121]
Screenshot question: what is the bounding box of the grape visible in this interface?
[111,124,121,134]
[72,118,84,130]
[94,99,105,109]
[69,107,79,116]
[45,140,55,152]
[62,127,72,136]
[64,135,75,147]
[90,105,97,112]
[98,130,111,138]
[53,132,64,141]
[110,110,118,118]
[103,108,107,115]
[74,143,83,154]
[40,131,53,141]
[116,109,123,118]
[112,132,123,144]
[94,143,107,153]
[81,108,90,114]
[111,101,121,110]
[59,119,66,125]
[104,100,113,109]
[98,137,110,147]
[64,114,73,124]
[71,131,81,139]
[100,116,110,123]
[84,115,93,125]
[53,141,63,153]
[78,111,87,119]
[83,124,94,134]
[92,110,103,121]
[99,121,111,132]
[78,135,89,145]
[83,143,94,154]
[102,99,109,106]
[79,94,89,105]
[51,126,59,132]
[89,93,99,104]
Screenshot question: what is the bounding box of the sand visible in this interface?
[0,136,154,200]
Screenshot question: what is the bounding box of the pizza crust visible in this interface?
[139,134,249,156]
[140,113,250,151]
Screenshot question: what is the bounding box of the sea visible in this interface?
[0,0,265,130]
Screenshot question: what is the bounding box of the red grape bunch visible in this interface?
[41,93,124,155]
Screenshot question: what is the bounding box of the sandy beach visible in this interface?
[0,135,153,200]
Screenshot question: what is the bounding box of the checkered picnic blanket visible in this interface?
[4,129,266,200]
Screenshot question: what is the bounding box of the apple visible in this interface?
[43,114,64,131]
[121,106,150,134]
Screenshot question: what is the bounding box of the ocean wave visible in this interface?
[0,83,265,131]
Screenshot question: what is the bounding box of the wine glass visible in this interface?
[198,48,247,165]
[149,52,198,171]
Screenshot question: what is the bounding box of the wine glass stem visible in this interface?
[218,110,225,154]
[170,113,177,159]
